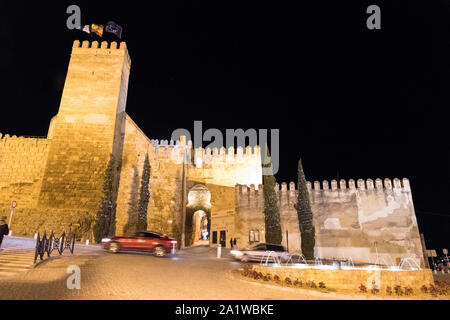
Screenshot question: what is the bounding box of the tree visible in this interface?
[262,154,282,245]
[294,159,315,260]
[94,154,117,243]
[137,154,151,231]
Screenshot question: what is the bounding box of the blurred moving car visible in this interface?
[230,243,290,263]
[102,231,177,257]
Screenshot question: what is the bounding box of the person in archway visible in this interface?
[229,237,233,249]
[233,238,237,248]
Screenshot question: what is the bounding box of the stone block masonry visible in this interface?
[236,177,425,267]
[0,40,131,237]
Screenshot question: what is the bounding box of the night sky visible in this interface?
[1,1,449,249]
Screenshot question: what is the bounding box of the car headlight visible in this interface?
[101,238,111,243]
[230,250,243,256]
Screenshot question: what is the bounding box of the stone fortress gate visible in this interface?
[0,41,426,266]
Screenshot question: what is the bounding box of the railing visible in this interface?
[34,231,76,263]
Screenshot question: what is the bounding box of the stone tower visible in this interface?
[37,40,131,220]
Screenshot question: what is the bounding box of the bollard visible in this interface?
[434,269,437,274]
[34,233,38,240]
[442,269,445,274]
[8,230,12,236]
[217,244,221,259]
[171,243,176,255]
[85,240,89,245]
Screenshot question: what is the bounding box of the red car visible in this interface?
[102,231,177,257]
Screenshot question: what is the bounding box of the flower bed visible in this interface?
[238,264,446,297]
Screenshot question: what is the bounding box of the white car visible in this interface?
[231,243,290,263]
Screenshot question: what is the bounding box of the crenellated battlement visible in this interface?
[307,177,411,192]
[192,143,260,166]
[71,40,131,67]
[147,139,181,161]
[72,40,127,50]
[235,177,413,208]
[147,138,262,165]
[0,133,49,147]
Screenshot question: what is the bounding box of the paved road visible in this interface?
[0,246,344,300]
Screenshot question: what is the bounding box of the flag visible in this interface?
[105,21,123,39]
[91,24,104,37]
[82,25,90,34]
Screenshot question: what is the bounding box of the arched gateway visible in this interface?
[185,184,211,247]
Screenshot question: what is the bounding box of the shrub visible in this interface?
[263,273,272,281]
[242,264,252,277]
[274,275,280,282]
[436,281,449,295]
[285,277,292,285]
[319,282,326,289]
[394,285,403,296]
[429,284,437,297]
[404,287,413,296]
[420,285,428,294]
[294,279,303,287]
[371,288,379,294]
[386,286,392,295]
[310,281,317,288]
[359,284,367,293]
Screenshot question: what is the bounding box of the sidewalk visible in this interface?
[0,236,103,279]
[1,236,36,251]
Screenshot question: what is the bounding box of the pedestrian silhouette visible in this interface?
[0,216,9,249]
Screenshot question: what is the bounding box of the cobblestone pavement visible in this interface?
[0,246,342,300]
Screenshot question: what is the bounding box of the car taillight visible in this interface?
[170,240,177,244]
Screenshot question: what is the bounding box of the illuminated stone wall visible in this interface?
[0,135,50,210]
[186,145,262,247]
[115,136,263,246]
[115,121,185,239]
[0,40,131,237]
[236,178,426,267]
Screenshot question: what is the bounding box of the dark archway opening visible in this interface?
[185,184,211,247]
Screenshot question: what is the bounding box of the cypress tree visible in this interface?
[294,159,315,260]
[262,155,282,245]
[94,154,117,243]
[137,154,151,231]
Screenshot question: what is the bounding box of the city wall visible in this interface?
[236,177,425,267]
[0,134,50,210]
